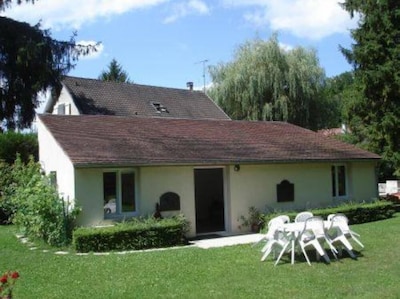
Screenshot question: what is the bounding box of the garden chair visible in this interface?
[328,213,364,254]
[253,217,285,248]
[295,211,313,222]
[298,216,338,265]
[277,215,290,224]
[260,224,292,266]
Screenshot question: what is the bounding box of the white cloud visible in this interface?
[279,42,293,52]
[164,0,210,24]
[76,40,104,60]
[221,0,358,40]
[1,0,169,29]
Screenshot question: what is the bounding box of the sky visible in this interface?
[1,0,359,90]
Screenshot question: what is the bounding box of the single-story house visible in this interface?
[44,76,230,120]
[38,114,380,236]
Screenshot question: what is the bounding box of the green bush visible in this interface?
[1,156,80,246]
[73,215,189,253]
[262,200,395,225]
[0,131,38,164]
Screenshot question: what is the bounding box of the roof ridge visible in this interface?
[64,75,203,93]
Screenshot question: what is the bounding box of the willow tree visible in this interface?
[208,35,327,129]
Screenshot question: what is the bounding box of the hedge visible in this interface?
[73,216,189,253]
[262,200,395,226]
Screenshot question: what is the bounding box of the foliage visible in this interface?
[98,58,131,83]
[238,206,264,231]
[339,0,400,179]
[0,1,98,130]
[262,200,395,225]
[0,0,34,11]
[0,270,19,297]
[1,216,400,298]
[208,35,330,130]
[0,131,38,164]
[2,156,80,246]
[73,215,189,253]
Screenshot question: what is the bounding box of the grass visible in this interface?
[1,215,400,299]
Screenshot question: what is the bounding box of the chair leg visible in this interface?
[274,242,290,266]
[300,245,312,266]
[350,234,364,249]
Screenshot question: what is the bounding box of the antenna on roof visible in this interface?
[196,59,209,93]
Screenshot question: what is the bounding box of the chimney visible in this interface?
[186,81,193,91]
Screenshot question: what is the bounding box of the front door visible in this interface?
[194,168,225,234]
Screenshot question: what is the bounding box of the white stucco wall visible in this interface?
[74,166,198,234]
[350,161,378,201]
[37,118,76,204]
[228,162,378,233]
[52,86,79,115]
[69,161,377,236]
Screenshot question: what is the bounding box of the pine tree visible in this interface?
[98,59,131,83]
[340,0,400,178]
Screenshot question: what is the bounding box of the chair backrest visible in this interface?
[266,217,284,239]
[327,213,336,221]
[268,217,285,229]
[277,215,290,224]
[330,213,350,233]
[295,211,313,222]
[303,216,325,238]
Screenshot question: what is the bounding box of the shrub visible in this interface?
[73,215,189,253]
[0,131,38,164]
[2,156,80,246]
[262,200,395,225]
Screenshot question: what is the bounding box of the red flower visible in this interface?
[0,275,7,284]
[10,272,19,279]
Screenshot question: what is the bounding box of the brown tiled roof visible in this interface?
[39,115,380,167]
[47,76,229,120]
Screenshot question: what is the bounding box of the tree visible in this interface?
[340,0,400,179]
[98,59,131,83]
[0,1,97,130]
[208,35,329,130]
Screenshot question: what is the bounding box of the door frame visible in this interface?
[194,166,228,234]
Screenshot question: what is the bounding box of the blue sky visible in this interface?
[2,0,358,90]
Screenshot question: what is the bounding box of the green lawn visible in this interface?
[1,215,400,299]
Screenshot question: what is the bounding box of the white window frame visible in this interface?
[103,169,139,219]
[331,164,348,199]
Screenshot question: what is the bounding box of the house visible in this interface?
[44,76,230,120]
[37,114,380,236]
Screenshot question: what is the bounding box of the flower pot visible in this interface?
[251,223,260,233]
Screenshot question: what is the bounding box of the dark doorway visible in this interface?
[194,168,225,234]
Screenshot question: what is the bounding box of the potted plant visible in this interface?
[0,271,19,299]
[238,206,264,233]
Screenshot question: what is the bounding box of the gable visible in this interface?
[38,114,380,167]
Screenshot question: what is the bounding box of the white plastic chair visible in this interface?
[328,213,364,255]
[253,217,284,248]
[277,215,290,224]
[295,211,313,223]
[260,223,292,266]
[298,216,338,265]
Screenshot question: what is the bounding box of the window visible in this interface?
[103,171,137,217]
[331,165,347,197]
[57,104,65,115]
[56,103,71,115]
[49,171,57,189]
[151,102,169,113]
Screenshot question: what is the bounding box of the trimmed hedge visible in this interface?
[73,216,189,253]
[262,200,395,226]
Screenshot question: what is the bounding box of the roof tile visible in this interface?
[39,115,380,167]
